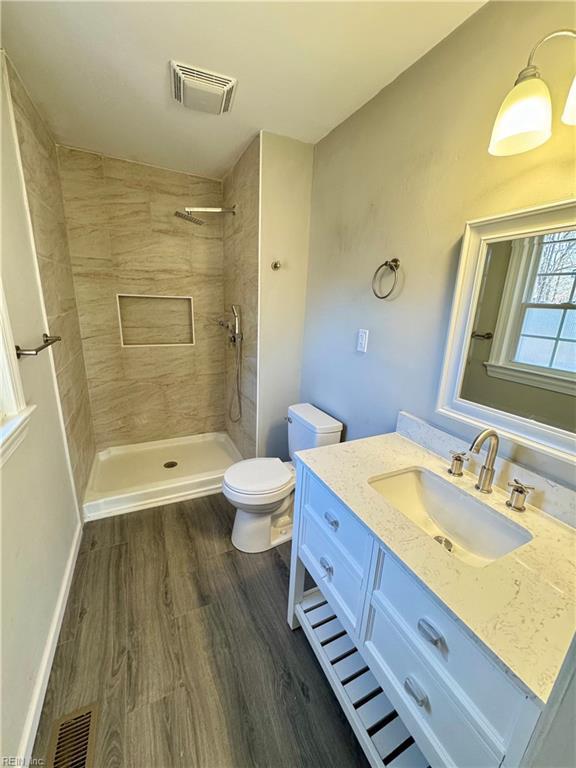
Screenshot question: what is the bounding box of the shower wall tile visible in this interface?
[118,295,194,346]
[7,60,96,502]
[81,334,122,381]
[223,136,260,458]
[58,147,226,450]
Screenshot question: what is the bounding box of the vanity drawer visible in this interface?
[374,552,529,748]
[303,473,371,570]
[299,508,366,637]
[364,600,502,768]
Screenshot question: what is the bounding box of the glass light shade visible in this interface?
[488,77,552,156]
[561,75,576,125]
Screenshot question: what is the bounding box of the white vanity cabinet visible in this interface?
[288,466,545,768]
[298,470,372,640]
[362,549,539,767]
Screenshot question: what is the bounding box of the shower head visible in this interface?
[174,210,205,225]
[184,206,236,216]
[175,205,236,225]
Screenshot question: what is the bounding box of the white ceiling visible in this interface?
[1,2,483,179]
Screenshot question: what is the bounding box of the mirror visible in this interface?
[460,231,575,432]
[438,200,576,463]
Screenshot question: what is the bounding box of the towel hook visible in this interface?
[372,258,400,299]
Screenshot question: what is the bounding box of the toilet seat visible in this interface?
[223,458,295,506]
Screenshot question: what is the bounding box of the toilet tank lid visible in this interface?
[288,403,343,435]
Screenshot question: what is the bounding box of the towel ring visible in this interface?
[372,258,400,299]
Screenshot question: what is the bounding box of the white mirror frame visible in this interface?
[437,199,576,466]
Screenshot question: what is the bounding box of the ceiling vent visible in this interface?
[170,60,237,115]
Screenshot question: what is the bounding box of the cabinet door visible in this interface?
[297,472,373,639]
[363,598,502,768]
[361,546,541,768]
[299,507,368,638]
[302,469,371,569]
[371,549,536,751]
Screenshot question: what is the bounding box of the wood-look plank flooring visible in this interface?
[33,495,369,767]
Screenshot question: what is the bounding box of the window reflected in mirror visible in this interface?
[459,229,576,433]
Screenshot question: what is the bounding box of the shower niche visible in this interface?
[117,294,195,347]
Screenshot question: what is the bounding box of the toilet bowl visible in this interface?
[223,457,296,553]
[223,403,343,554]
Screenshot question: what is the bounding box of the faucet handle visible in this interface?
[448,450,469,477]
[506,478,534,512]
[507,478,535,493]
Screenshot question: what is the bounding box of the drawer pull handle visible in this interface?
[404,676,429,708]
[319,557,334,579]
[324,512,340,531]
[417,618,445,649]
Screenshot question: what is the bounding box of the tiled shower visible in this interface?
[8,56,311,519]
[57,146,228,450]
[8,57,260,512]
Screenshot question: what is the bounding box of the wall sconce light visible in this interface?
[489,28,576,156]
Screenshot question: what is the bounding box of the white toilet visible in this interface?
[223,403,343,553]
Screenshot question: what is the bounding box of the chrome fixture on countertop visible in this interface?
[448,450,468,477]
[506,479,535,512]
[469,428,500,493]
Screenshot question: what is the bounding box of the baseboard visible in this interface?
[17,521,83,762]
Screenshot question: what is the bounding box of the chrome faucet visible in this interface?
[469,429,500,493]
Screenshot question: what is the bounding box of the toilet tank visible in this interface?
[287,403,343,460]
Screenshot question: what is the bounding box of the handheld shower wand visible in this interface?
[231,304,241,338]
[218,305,243,423]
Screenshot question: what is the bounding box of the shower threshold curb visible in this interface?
[82,431,242,521]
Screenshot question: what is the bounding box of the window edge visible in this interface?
[484,362,575,397]
[0,404,36,467]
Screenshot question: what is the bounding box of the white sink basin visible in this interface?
[368,467,532,567]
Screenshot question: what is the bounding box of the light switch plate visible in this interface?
[357,329,369,353]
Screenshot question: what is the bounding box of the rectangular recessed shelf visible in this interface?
[117,294,195,347]
[296,587,430,768]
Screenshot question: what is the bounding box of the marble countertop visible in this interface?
[296,432,576,704]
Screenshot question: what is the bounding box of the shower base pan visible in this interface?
[83,432,242,520]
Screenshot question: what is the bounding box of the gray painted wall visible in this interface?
[2,60,80,759]
[300,1,575,485]
[258,132,313,460]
